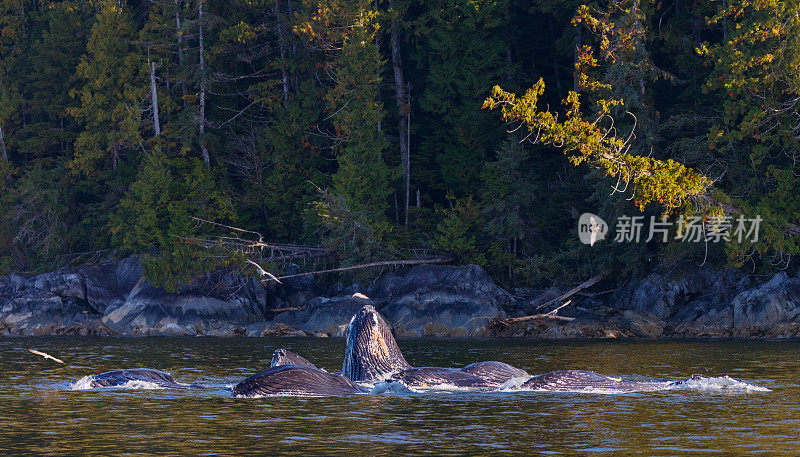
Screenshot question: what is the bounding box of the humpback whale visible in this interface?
[386,367,498,391]
[342,305,412,383]
[232,365,368,397]
[461,361,530,385]
[519,370,669,393]
[343,305,530,390]
[80,369,203,389]
[271,349,317,369]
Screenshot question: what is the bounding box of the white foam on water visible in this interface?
[673,375,771,392]
[119,380,165,390]
[68,376,165,391]
[69,376,96,391]
[399,382,497,394]
[368,381,414,395]
[498,375,534,392]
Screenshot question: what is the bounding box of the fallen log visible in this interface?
[503,300,575,324]
[262,257,452,282]
[267,306,306,313]
[506,314,576,323]
[532,272,606,312]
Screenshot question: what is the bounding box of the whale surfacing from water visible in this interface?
[77,369,203,389]
[344,305,530,390]
[519,370,668,393]
[342,305,412,383]
[232,365,368,397]
[271,349,317,369]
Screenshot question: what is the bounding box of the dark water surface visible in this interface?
[0,337,795,455]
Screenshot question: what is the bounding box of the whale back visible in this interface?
[342,305,411,383]
[89,369,179,388]
[521,370,666,392]
[271,349,316,369]
[461,361,529,385]
[390,367,497,391]
[232,365,367,397]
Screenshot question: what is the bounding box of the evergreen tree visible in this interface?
[68,0,146,174]
[411,0,511,199]
[298,0,395,263]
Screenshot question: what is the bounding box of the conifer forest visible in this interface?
[0,0,798,289]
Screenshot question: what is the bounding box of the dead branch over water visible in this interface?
[183,217,451,282]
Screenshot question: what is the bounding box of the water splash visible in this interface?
[69,376,165,391]
[671,375,772,392]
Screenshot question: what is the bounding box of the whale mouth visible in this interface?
[342,305,411,384]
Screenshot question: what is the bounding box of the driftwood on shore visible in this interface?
[532,273,606,312]
[492,272,607,331]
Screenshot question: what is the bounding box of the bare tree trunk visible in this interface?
[506,46,512,83]
[149,58,161,137]
[287,0,298,86]
[275,1,289,101]
[390,6,410,230]
[549,19,561,92]
[0,123,8,162]
[573,20,581,94]
[722,0,727,41]
[176,0,188,108]
[198,0,210,167]
[375,0,381,134]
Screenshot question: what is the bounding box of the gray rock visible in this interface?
[0,287,106,335]
[275,265,322,308]
[115,256,143,297]
[520,287,563,315]
[79,261,122,314]
[274,296,368,336]
[32,270,85,302]
[732,272,800,331]
[615,269,740,320]
[623,310,665,338]
[101,282,258,336]
[369,265,509,337]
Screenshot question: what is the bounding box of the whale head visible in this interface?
[342,305,411,383]
[271,349,317,369]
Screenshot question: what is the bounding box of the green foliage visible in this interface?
[0,163,72,272]
[112,149,234,290]
[67,0,145,174]
[484,80,712,212]
[0,0,798,288]
[432,196,486,266]
[297,0,395,263]
[697,0,800,268]
[412,0,510,198]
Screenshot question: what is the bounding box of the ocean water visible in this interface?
[0,337,795,455]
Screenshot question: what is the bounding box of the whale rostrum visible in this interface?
[271,349,317,369]
[342,305,412,383]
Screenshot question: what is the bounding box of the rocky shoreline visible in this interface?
[2,257,800,338]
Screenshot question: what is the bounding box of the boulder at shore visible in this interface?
[3,257,800,338]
